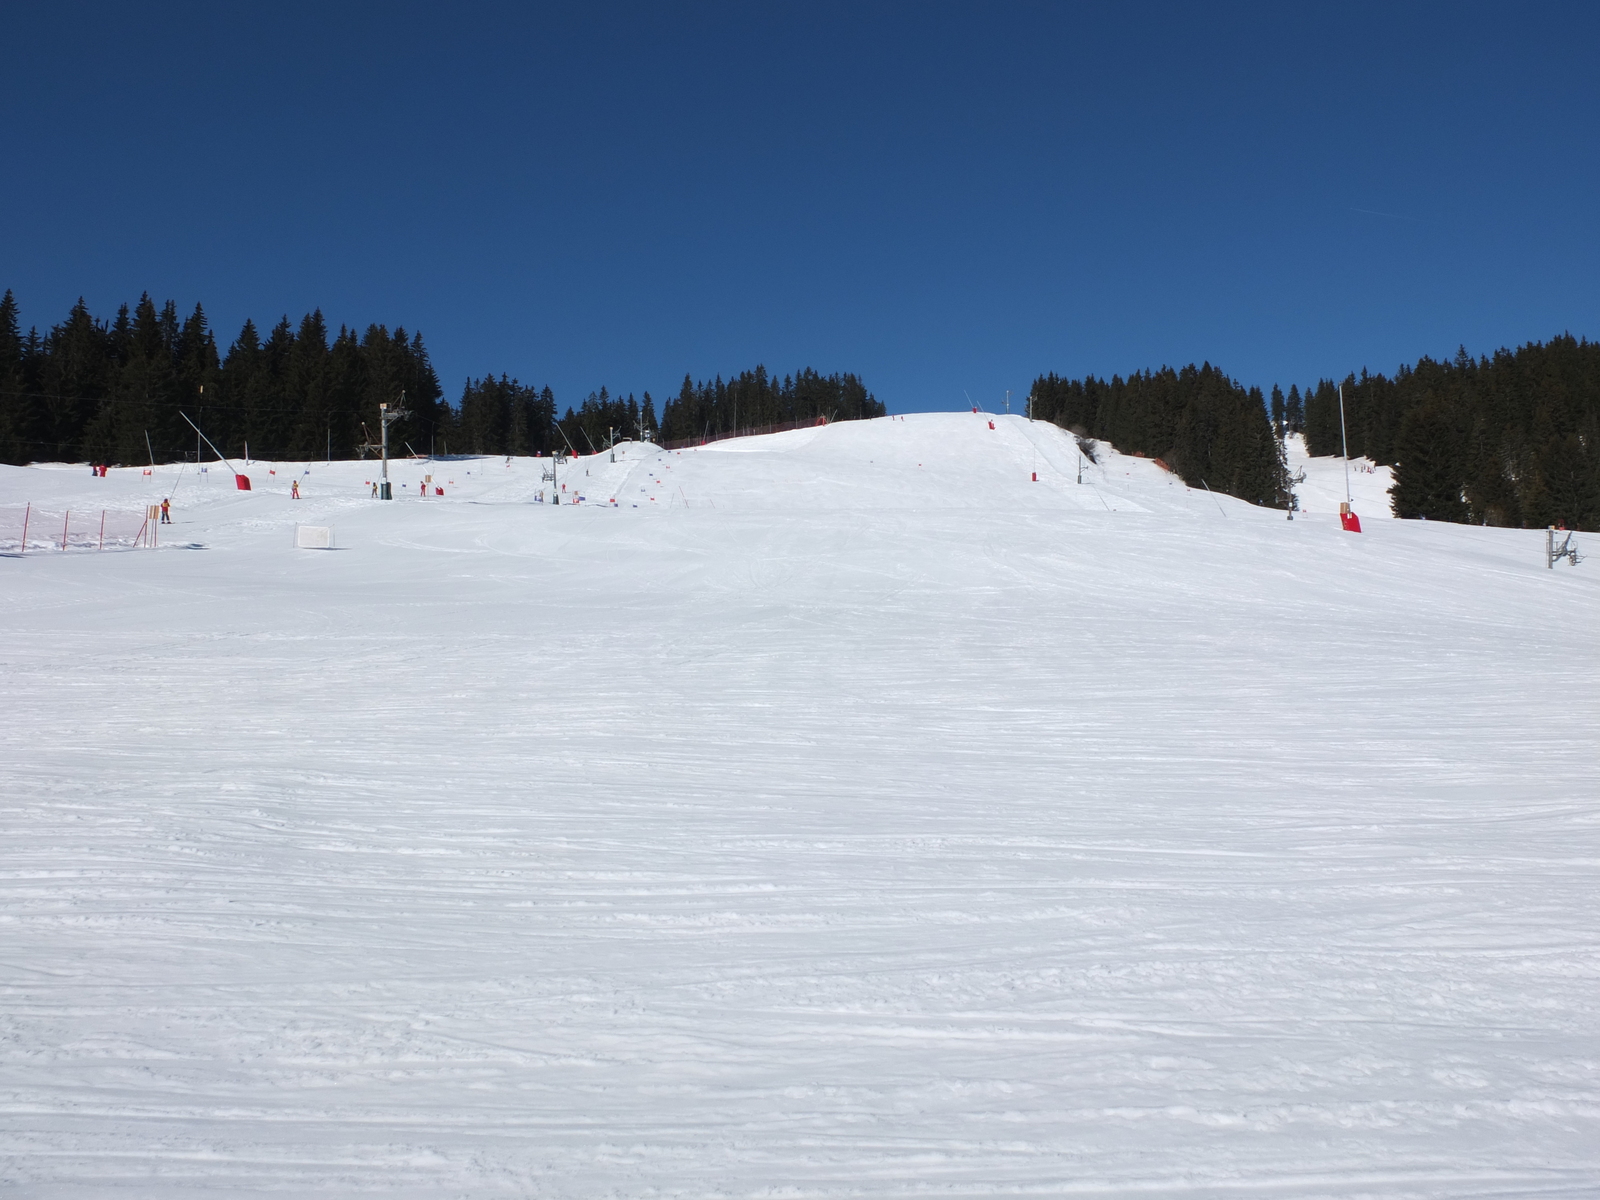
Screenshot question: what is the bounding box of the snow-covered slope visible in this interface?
[0,416,1389,528]
[1286,432,1395,518]
[2,415,1596,1198]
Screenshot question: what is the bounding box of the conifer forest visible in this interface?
[1032,335,1600,529]
[1,289,1595,529]
[0,291,882,469]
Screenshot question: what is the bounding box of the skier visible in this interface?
[160,498,171,524]
[370,481,378,498]
[291,479,300,499]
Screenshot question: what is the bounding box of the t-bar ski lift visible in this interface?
[179,412,252,490]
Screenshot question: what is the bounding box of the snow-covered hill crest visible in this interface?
[1,412,1595,1197]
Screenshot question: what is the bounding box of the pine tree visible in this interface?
[404,329,445,447]
[222,319,267,457]
[281,310,331,457]
[1390,397,1468,521]
[36,299,112,461]
[175,304,221,454]
[1528,432,1600,529]
[129,293,185,464]
[0,290,28,464]
[1302,381,1341,456]
[640,390,656,440]
[536,387,556,452]
[323,328,366,459]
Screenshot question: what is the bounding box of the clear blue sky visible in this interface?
[3,2,1596,413]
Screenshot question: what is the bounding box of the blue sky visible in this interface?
[3,2,1596,413]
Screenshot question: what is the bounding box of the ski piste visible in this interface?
[2,412,1595,1198]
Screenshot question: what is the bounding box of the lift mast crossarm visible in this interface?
[376,395,410,499]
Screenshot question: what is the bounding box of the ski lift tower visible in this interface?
[377,394,409,500]
[1547,526,1583,568]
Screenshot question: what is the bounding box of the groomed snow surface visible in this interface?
[3,413,1596,1198]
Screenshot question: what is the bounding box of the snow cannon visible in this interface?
[1339,502,1361,532]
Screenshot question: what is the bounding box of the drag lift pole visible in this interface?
[179,411,252,490]
[1338,382,1352,508]
[565,425,582,457]
[1336,383,1362,531]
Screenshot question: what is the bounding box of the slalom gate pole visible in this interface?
[99,510,105,551]
[61,510,69,550]
[19,503,29,554]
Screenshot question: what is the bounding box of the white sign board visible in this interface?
[295,525,335,550]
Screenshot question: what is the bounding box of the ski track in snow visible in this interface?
[1,414,1597,1198]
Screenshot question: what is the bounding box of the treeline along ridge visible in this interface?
[0,291,883,468]
[2,289,1595,529]
[1034,334,1599,529]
